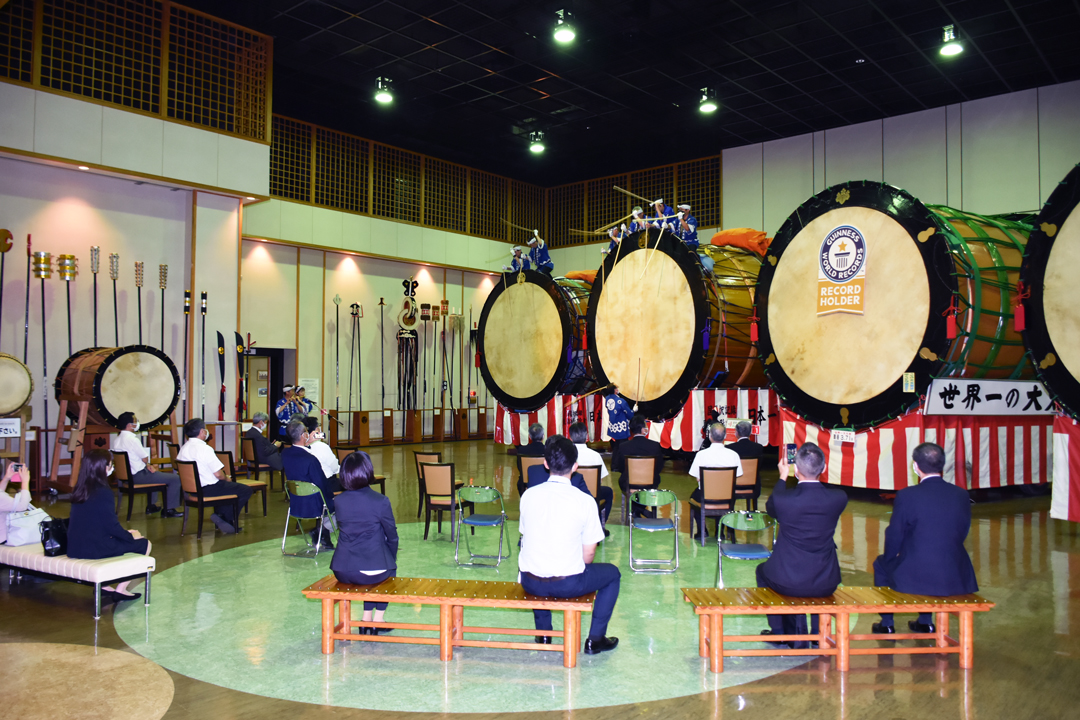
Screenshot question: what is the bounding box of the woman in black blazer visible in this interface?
[68,450,152,602]
[330,451,399,634]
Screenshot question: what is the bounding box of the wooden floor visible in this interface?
[3,438,1080,720]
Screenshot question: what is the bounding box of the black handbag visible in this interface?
[40,517,69,557]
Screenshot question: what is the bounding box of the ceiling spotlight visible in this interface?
[553,9,575,43]
[374,77,393,104]
[77,165,89,170]
[698,88,718,114]
[529,131,545,154]
[940,25,963,56]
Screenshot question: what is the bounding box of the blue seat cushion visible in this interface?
[720,543,771,560]
[633,518,675,531]
[462,514,504,527]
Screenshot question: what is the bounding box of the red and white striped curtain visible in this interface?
[1052,415,1080,522]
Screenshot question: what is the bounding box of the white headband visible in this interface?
[678,204,690,210]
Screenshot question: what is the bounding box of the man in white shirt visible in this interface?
[302,416,340,480]
[687,422,744,539]
[518,435,621,655]
[176,418,253,534]
[568,421,614,532]
[111,411,182,517]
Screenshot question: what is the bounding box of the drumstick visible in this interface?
[641,369,650,402]
[562,383,612,408]
[499,218,533,234]
[613,185,653,205]
[639,226,666,279]
[634,358,641,411]
[593,210,635,233]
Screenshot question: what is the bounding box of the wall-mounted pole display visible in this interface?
[89,246,100,347]
[56,254,77,356]
[31,251,52,475]
[159,265,167,351]
[109,253,119,346]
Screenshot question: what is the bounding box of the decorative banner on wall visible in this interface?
[1051,414,1080,522]
[817,225,867,315]
[925,378,1054,415]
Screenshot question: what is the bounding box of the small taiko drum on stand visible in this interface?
[54,345,181,429]
[586,227,765,420]
[0,353,34,418]
[756,181,1034,429]
[1021,163,1080,418]
[477,269,595,412]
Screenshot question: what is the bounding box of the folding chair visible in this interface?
[628,488,680,573]
[454,485,511,567]
[112,450,167,521]
[717,510,775,588]
[282,479,338,557]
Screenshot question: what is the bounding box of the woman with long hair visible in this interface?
[0,460,31,544]
[329,450,399,634]
[68,450,152,602]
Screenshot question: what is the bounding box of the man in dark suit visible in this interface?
[516,423,546,457]
[281,419,341,548]
[244,412,283,472]
[757,442,848,648]
[611,414,664,518]
[726,421,764,460]
[872,443,978,635]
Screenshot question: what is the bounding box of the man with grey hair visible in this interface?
[244,411,283,473]
[756,442,848,649]
[516,423,548,496]
[281,418,340,547]
[726,421,764,461]
[687,422,743,540]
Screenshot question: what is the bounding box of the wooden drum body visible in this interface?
[1022,163,1080,418]
[54,345,181,429]
[0,353,34,418]
[477,270,595,412]
[586,227,764,420]
[757,182,1032,428]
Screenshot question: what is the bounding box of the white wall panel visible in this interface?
[883,107,947,204]
[722,144,763,230]
[163,122,218,188]
[34,91,102,164]
[961,89,1040,214]
[1038,79,1080,204]
[397,223,423,262]
[825,119,883,186]
[280,202,314,246]
[0,82,35,151]
[312,206,343,249]
[242,199,281,239]
[297,248,325,405]
[341,211,371,254]
[370,217,399,258]
[218,133,269,196]
[240,240,297,349]
[763,133,814,237]
[101,107,163,177]
[947,104,963,207]
[419,227,447,265]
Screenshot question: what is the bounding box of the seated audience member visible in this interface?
[687,422,744,538]
[176,418,254,535]
[872,443,978,635]
[67,450,152,602]
[756,442,847,648]
[517,423,545,456]
[244,412,283,472]
[282,419,341,548]
[331,451,398,635]
[111,411,182,517]
[302,416,340,481]
[726,421,764,460]
[0,461,31,544]
[568,421,615,532]
[518,435,621,655]
[611,414,664,517]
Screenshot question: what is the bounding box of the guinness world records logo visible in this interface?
[819,225,866,283]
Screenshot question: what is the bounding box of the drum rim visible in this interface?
[0,352,34,417]
[1021,163,1080,419]
[586,227,710,421]
[54,345,181,429]
[477,269,574,412]
[755,182,956,429]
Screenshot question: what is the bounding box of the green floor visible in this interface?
[114,520,818,712]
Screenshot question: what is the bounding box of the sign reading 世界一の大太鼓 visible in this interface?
[818,225,866,316]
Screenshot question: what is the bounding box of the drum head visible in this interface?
[76,346,180,428]
[587,228,708,420]
[0,353,33,417]
[478,270,571,412]
[756,183,954,428]
[1022,164,1080,418]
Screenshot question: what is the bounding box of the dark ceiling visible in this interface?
[190,0,1080,187]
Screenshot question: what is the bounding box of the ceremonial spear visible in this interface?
[200,291,207,418]
[0,230,11,341]
[23,235,31,362]
[134,261,144,344]
[56,254,77,355]
[31,251,52,475]
[109,253,119,346]
[333,295,341,414]
[378,297,386,410]
[159,265,167,351]
[182,290,190,421]
[89,246,100,346]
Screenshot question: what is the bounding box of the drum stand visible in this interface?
[48,398,93,492]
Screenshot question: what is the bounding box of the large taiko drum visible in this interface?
[756,181,1033,429]
[0,353,34,418]
[54,345,180,428]
[585,227,766,420]
[477,270,595,412]
[1021,163,1080,418]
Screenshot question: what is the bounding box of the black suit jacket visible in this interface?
[517,441,544,456]
[525,464,588,494]
[330,487,399,575]
[726,438,764,460]
[876,476,978,596]
[758,480,848,597]
[612,434,664,487]
[244,427,282,466]
[67,486,147,559]
[282,446,336,516]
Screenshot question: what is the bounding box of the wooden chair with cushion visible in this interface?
[689,467,738,547]
[733,457,761,510]
[241,436,278,491]
[621,456,658,523]
[516,455,548,495]
[576,464,610,520]
[175,459,240,539]
[215,450,268,516]
[413,451,442,517]
[335,446,386,494]
[112,450,168,521]
[419,462,473,541]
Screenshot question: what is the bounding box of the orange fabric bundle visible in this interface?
[710,228,771,256]
[563,270,597,284]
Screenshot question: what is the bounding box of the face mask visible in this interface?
[106,464,114,477]
[313,431,325,441]
[132,422,140,432]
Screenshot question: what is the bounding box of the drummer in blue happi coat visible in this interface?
[649,198,675,228]
[673,203,712,273]
[504,245,531,273]
[528,232,555,276]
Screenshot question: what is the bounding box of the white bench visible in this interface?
[0,543,155,618]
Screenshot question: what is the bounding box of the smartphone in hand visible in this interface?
[786,443,797,464]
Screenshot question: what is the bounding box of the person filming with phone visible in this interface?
[0,461,32,544]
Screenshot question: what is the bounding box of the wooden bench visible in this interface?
[302,576,595,668]
[0,543,155,619]
[682,586,994,673]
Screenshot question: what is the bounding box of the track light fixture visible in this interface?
[940,25,963,56]
[698,88,718,114]
[529,131,545,154]
[374,77,393,103]
[553,9,575,43]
